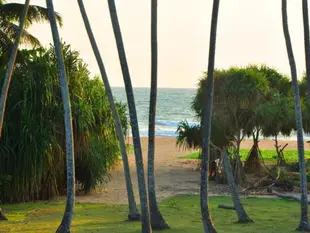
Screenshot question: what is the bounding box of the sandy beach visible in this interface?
[73,137,304,204]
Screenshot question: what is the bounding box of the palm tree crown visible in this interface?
[0,0,62,54]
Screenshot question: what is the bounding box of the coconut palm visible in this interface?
[107,0,152,232]
[147,0,169,230]
[77,0,140,221]
[200,0,220,232]
[282,0,310,231]
[302,0,310,102]
[0,0,30,221]
[46,0,75,232]
[0,0,30,141]
[0,0,62,55]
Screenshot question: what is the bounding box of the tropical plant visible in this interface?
[256,94,295,165]
[200,0,220,232]
[107,0,152,232]
[0,0,29,139]
[46,1,74,231]
[282,0,310,230]
[0,0,29,222]
[77,0,139,221]
[302,0,310,103]
[0,0,62,62]
[147,0,169,229]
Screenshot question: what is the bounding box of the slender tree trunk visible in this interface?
[222,147,253,223]
[107,1,152,232]
[46,0,75,232]
[200,1,220,232]
[0,0,30,138]
[282,0,310,231]
[0,0,30,222]
[77,0,140,221]
[303,0,310,103]
[147,0,169,230]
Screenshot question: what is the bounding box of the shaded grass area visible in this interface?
[0,195,303,233]
[180,149,310,163]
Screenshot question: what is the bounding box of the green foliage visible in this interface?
[256,93,295,137]
[0,43,128,203]
[0,195,306,232]
[179,65,296,154]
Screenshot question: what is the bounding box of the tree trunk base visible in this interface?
[0,209,8,221]
[150,210,170,230]
[236,217,254,224]
[296,223,310,232]
[127,212,140,221]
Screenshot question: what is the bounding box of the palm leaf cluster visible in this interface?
[0,43,127,203]
[0,0,62,63]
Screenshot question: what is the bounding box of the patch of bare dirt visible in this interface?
[67,138,302,204]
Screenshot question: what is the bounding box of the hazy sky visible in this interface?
[15,0,305,88]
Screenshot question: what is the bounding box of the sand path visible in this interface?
[72,138,306,204]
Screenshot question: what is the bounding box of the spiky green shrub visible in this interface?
[0,43,127,203]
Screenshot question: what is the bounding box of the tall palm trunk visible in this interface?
[147,0,169,230]
[0,0,30,222]
[0,0,30,138]
[222,147,253,223]
[46,0,75,232]
[303,0,310,103]
[282,0,309,231]
[77,0,140,221]
[107,1,152,232]
[200,1,220,232]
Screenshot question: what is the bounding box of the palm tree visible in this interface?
[0,0,30,141]
[222,147,253,223]
[282,0,310,231]
[302,0,310,103]
[46,0,75,232]
[107,0,152,232]
[147,0,169,230]
[77,0,140,221]
[200,0,220,232]
[0,0,62,55]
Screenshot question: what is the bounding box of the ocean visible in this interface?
[112,87,310,141]
[112,87,198,137]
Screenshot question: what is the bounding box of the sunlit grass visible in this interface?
[0,195,304,232]
[180,149,310,163]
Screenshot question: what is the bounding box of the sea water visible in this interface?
[112,87,310,141]
[112,87,198,137]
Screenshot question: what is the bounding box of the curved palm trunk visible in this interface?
[200,1,220,232]
[282,0,310,231]
[77,0,140,221]
[46,0,75,232]
[0,0,30,222]
[0,0,30,138]
[222,147,253,223]
[147,0,169,230]
[107,1,152,232]
[303,0,310,103]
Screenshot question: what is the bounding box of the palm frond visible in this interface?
[0,21,40,47]
[0,3,63,27]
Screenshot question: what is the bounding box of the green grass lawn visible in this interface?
[0,195,305,233]
[180,149,310,163]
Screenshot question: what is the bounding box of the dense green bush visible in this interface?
[0,43,127,203]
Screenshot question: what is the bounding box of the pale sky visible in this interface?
[14,0,305,88]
